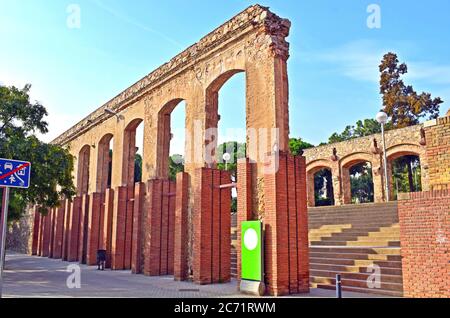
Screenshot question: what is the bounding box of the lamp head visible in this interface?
[376,111,388,125]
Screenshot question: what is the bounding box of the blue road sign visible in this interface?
[0,158,31,189]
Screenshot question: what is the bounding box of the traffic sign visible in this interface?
[0,158,31,189]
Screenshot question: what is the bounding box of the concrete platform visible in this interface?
[2,253,386,298]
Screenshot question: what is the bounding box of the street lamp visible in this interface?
[223,153,231,171]
[376,111,390,202]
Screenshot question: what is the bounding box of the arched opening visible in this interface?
[348,161,374,204]
[313,168,334,207]
[123,119,144,186]
[390,154,422,199]
[206,69,246,281]
[96,134,114,193]
[157,99,186,180]
[77,145,91,196]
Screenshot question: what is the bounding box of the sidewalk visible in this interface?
[2,252,381,298]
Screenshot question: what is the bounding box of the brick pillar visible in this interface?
[78,194,90,264]
[372,155,384,203]
[31,208,41,256]
[37,212,45,256]
[342,167,351,204]
[86,193,102,265]
[174,173,190,281]
[111,186,127,270]
[49,209,56,258]
[102,188,114,268]
[236,159,254,285]
[62,199,72,261]
[192,168,232,285]
[42,210,52,257]
[124,184,135,270]
[131,182,145,274]
[306,170,315,207]
[143,179,176,276]
[52,203,65,259]
[263,152,309,296]
[68,197,82,262]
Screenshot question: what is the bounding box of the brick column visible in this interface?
[49,209,56,258]
[111,186,127,270]
[236,159,254,285]
[31,208,41,255]
[62,199,72,261]
[192,168,232,285]
[102,188,114,268]
[131,182,145,274]
[78,194,90,264]
[52,203,65,259]
[263,152,309,296]
[68,197,82,262]
[86,193,102,265]
[42,210,52,257]
[124,184,135,270]
[174,173,190,281]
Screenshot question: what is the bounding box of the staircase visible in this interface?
[308,202,403,297]
[231,213,238,278]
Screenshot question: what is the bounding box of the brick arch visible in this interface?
[387,143,422,161]
[204,69,245,168]
[156,98,186,178]
[77,145,91,196]
[307,159,334,174]
[96,133,114,193]
[122,118,144,186]
[306,160,335,207]
[340,152,374,169]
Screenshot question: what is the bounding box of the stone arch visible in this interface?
[96,133,114,193]
[204,69,245,168]
[122,118,143,186]
[386,143,422,161]
[340,152,375,204]
[156,98,185,178]
[77,145,91,196]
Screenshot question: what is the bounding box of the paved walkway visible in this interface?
[2,253,378,298]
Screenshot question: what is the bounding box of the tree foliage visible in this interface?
[380,52,443,128]
[0,85,75,221]
[328,119,382,144]
[289,138,314,155]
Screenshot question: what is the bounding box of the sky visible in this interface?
[1,0,450,153]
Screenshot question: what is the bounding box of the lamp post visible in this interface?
[223,153,231,171]
[376,111,390,202]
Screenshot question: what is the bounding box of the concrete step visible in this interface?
[313,235,400,242]
[310,240,401,247]
[309,252,402,262]
[310,269,403,284]
[309,246,401,255]
[310,276,403,292]
[310,257,402,268]
[310,282,403,298]
[310,263,403,276]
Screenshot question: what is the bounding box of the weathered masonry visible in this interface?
[31,5,310,296]
[303,118,450,207]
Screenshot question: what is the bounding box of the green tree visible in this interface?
[134,153,142,183]
[169,154,184,181]
[328,119,382,144]
[380,52,443,128]
[289,138,314,155]
[0,84,75,221]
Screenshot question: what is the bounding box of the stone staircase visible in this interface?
[308,202,403,297]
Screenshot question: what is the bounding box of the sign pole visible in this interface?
[0,186,10,298]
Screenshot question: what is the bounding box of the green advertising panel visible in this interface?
[241,221,263,282]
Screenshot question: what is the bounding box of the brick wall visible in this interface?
[424,116,450,190]
[398,190,450,298]
[263,152,309,296]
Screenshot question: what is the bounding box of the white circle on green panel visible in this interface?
[244,228,258,251]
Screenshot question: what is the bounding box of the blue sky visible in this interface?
[1,0,449,151]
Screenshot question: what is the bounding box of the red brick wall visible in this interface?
[103,188,114,268]
[263,152,310,296]
[236,159,255,285]
[111,186,127,270]
[398,190,450,298]
[192,168,232,285]
[62,199,72,261]
[131,182,145,274]
[31,208,40,256]
[86,193,102,265]
[174,172,190,281]
[67,197,82,262]
[142,179,176,276]
[52,202,66,259]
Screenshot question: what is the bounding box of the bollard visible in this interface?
[336,274,343,298]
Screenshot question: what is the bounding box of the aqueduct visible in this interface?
[32,5,309,296]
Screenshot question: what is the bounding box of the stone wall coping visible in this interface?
[52,4,290,146]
